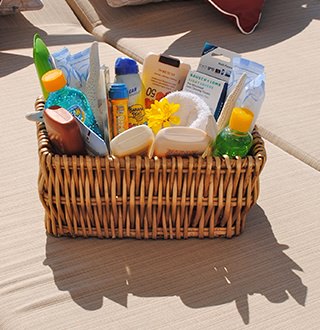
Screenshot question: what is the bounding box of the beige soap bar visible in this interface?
[110,125,154,157]
[153,127,211,157]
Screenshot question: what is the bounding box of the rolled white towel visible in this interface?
[166,91,218,139]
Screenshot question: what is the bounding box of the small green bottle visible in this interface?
[212,107,254,158]
[33,33,53,100]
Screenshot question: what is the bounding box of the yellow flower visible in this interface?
[144,98,180,134]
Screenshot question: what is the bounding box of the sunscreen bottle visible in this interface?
[43,106,85,155]
[114,57,145,127]
[108,83,129,139]
[141,53,191,108]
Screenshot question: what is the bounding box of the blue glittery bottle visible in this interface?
[42,69,102,137]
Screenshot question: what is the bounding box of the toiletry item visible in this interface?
[74,116,108,156]
[98,65,110,149]
[153,127,211,157]
[228,57,265,131]
[212,107,253,158]
[166,91,218,139]
[51,46,90,90]
[51,43,103,132]
[190,42,238,120]
[25,110,44,122]
[217,72,247,131]
[114,57,145,127]
[182,70,226,121]
[43,106,85,155]
[197,42,237,84]
[33,33,54,99]
[240,73,265,131]
[228,57,264,93]
[82,42,101,131]
[108,83,129,139]
[42,69,102,137]
[110,125,154,158]
[141,53,191,108]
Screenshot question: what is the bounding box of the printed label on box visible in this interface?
[197,42,239,83]
[183,70,227,119]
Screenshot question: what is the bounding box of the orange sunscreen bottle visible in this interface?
[108,83,129,139]
[141,53,191,108]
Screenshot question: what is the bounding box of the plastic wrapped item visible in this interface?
[51,47,90,89]
[228,57,265,131]
[51,42,103,132]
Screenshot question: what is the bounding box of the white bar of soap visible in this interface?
[153,127,211,157]
[110,125,154,157]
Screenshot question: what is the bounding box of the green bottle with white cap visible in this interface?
[33,33,53,100]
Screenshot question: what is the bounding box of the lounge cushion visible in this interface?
[0,0,43,15]
[106,0,168,7]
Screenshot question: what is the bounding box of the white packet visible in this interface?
[51,47,90,89]
[228,57,265,131]
[239,73,265,131]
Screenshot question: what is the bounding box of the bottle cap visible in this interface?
[229,107,254,133]
[41,69,67,93]
[115,57,139,75]
[109,83,129,100]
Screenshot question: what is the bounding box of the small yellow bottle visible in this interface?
[108,83,129,139]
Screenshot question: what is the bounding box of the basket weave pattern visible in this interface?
[35,98,266,239]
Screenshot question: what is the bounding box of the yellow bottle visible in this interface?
[108,83,129,139]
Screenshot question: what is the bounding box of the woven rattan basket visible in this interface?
[35,97,266,239]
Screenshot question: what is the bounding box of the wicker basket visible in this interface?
[35,97,266,239]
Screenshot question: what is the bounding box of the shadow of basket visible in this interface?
[44,204,307,324]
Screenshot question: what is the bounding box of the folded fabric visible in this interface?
[207,0,265,34]
[166,91,218,139]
